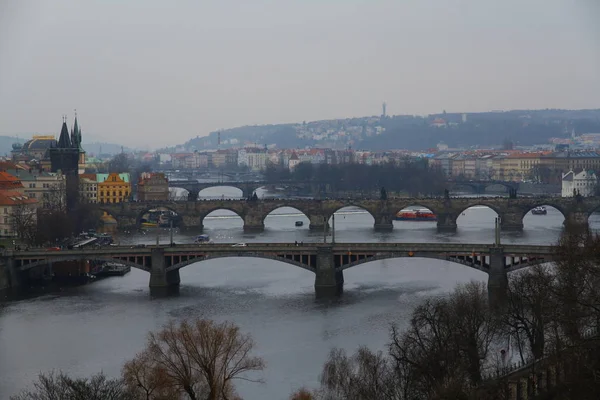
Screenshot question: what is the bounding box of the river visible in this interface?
[1,187,599,398]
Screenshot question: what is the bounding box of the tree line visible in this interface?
[12,229,600,399]
[265,161,447,196]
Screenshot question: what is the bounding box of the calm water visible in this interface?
[2,187,600,398]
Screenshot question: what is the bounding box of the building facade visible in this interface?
[97,173,131,203]
[562,170,598,197]
[137,172,169,201]
[79,177,98,204]
[0,191,38,237]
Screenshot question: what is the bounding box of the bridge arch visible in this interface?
[262,206,310,229]
[136,205,180,226]
[200,207,245,229]
[520,203,567,219]
[392,204,439,223]
[338,253,490,273]
[17,256,150,273]
[327,205,376,223]
[166,253,315,273]
[198,185,245,199]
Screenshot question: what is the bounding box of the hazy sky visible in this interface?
[1,0,599,148]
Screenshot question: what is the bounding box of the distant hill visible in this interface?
[178,109,600,151]
[82,141,133,156]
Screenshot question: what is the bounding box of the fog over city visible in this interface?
[0,0,599,147]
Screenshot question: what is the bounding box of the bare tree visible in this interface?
[316,347,403,400]
[122,351,177,400]
[126,318,264,400]
[388,282,498,399]
[10,200,37,244]
[503,266,555,362]
[10,371,133,400]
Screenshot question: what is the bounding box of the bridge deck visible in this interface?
[8,243,554,259]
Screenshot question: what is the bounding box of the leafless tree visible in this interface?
[388,282,498,399]
[10,200,37,244]
[10,371,133,400]
[122,351,177,400]
[316,347,403,400]
[503,266,555,362]
[126,318,264,400]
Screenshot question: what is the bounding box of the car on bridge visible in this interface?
[231,243,247,247]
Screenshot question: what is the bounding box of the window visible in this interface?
[3,208,6,214]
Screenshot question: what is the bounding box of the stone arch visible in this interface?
[261,205,311,227]
[95,206,122,227]
[393,203,440,221]
[200,206,245,229]
[136,205,180,226]
[17,256,150,272]
[166,253,315,273]
[455,203,504,217]
[198,185,245,199]
[519,203,567,222]
[326,204,377,223]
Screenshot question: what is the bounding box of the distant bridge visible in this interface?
[91,196,598,233]
[3,243,555,303]
[167,179,524,200]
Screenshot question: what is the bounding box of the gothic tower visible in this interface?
[50,116,80,211]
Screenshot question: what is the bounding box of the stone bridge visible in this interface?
[168,180,270,200]
[168,179,519,200]
[91,197,600,233]
[3,242,555,304]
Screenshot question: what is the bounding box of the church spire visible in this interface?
[58,115,72,148]
[71,109,82,150]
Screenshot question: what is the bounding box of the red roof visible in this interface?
[0,171,24,190]
[0,191,37,206]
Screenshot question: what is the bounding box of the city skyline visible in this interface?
[1,0,599,148]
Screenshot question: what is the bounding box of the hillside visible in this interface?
[181,109,600,151]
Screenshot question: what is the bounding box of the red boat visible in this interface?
[395,209,437,221]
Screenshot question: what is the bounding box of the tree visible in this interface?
[109,153,132,173]
[11,371,133,400]
[503,266,555,362]
[122,351,177,400]
[10,200,37,244]
[124,318,265,400]
[388,282,498,398]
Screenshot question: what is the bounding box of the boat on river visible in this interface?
[395,209,437,221]
[531,206,547,215]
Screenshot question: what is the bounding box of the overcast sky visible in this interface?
[1,0,599,148]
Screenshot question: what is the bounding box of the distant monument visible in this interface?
[49,115,81,211]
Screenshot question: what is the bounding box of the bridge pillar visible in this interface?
[373,213,394,232]
[314,246,343,298]
[149,247,179,294]
[436,213,457,232]
[4,257,23,289]
[500,212,524,231]
[181,215,202,232]
[564,211,590,233]
[488,246,508,310]
[243,213,264,233]
[187,189,200,201]
[309,214,329,232]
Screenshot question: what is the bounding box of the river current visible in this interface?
[2,187,600,398]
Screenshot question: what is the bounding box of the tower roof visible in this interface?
[57,121,72,148]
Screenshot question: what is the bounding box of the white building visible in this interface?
[562,170,598,197]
